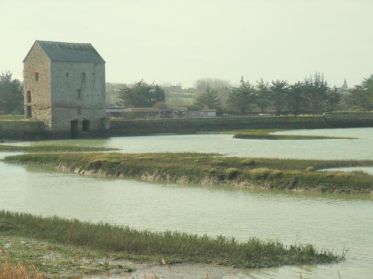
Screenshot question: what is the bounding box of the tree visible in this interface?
[195,78,232,106]
[254,79,271,113]
[118,80,165,107]
[344,74,373,111]
[302,73,329,113]
[325,87,341,111]
[0,72,23,114]
[287,82,305,115]
[227,78,255,114]
[193,87,221,111]
[269,80,289,115]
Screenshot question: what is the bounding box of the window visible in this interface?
[66,72,69,78]
[77,89,81,99]
[34,72,39,81]
[77,106,82,115]
[26,90,32,103]
[81,72,86,82]
[82,120,90,132]
[92,73,96,83]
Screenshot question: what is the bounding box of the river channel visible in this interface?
[1,128,373,278]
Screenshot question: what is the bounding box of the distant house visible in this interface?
[23,40,106,137]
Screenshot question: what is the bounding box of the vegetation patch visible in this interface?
[232,129,353,140]
[4,152,373,194]
[0,211,341,269]
[0,235,135,278]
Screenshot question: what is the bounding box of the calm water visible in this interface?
[1,128,373,278]
[22,127,373,160]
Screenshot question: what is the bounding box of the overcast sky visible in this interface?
[1,0,372,87]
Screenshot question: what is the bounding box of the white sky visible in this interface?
[0,0,372,87]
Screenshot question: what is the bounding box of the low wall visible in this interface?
[109,113,373,136]
[1,112,373,140]
[0,120,46,140]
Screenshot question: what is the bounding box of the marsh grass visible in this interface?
[0,211,340,268]
[0,261,45,279]
[232,129,353,140]
[0,115,25,121]
[5,152,373,194]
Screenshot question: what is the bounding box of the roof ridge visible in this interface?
[23,40,105,64]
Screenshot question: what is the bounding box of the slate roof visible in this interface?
[24,40,105,64]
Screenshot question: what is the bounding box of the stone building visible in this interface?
[23,40,106,137]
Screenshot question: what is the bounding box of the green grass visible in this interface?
[4,152,373,194]
[0,235,134,278]
[0,115,25,121]
[0,211,341,268]
[0,144,118,153]
[233,129,354,140]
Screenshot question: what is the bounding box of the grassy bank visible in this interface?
[4,153,373,194]
[0,235,134,278]
[232,129,353,140]
[0,211,340,269]
[0,144,118,153]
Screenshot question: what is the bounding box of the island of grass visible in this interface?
[4,152,373,194]
[233,129,354,140]
[0,211,340,277]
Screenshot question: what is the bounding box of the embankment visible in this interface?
[0,119,45,140]
[5,153,373,194]
[1,112,373,139]
[109,112,373,136]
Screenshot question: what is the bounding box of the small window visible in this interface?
[82,120,90,132]
[77,89,81,99]
[92,73,96,83]
[66,72,69,78]
[34,72,39,81]
[81,72,86,82]
[26,90,32,103]
[77,106,82,115]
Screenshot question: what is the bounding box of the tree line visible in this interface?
[1,71,372,116]
[191,73,373,115]
[0,72,23,114]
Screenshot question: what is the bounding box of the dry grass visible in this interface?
[0,261,45,279]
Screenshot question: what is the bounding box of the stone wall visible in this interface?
[0,120,45,140]
[51,62,106,133]
[23,43,52,128]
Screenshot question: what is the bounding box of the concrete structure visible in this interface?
[23,40,106,137]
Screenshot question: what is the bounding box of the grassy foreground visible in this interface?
[233,129,353,140]
[4,152,373,194]
[0,211,340,269]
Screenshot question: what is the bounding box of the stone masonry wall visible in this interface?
[51,62,106,133]
[23,43,52,128]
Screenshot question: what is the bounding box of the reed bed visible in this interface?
[5,152,373,194]
[0,211,340,268]
[0,261,45,279]
[233,129,352,140]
